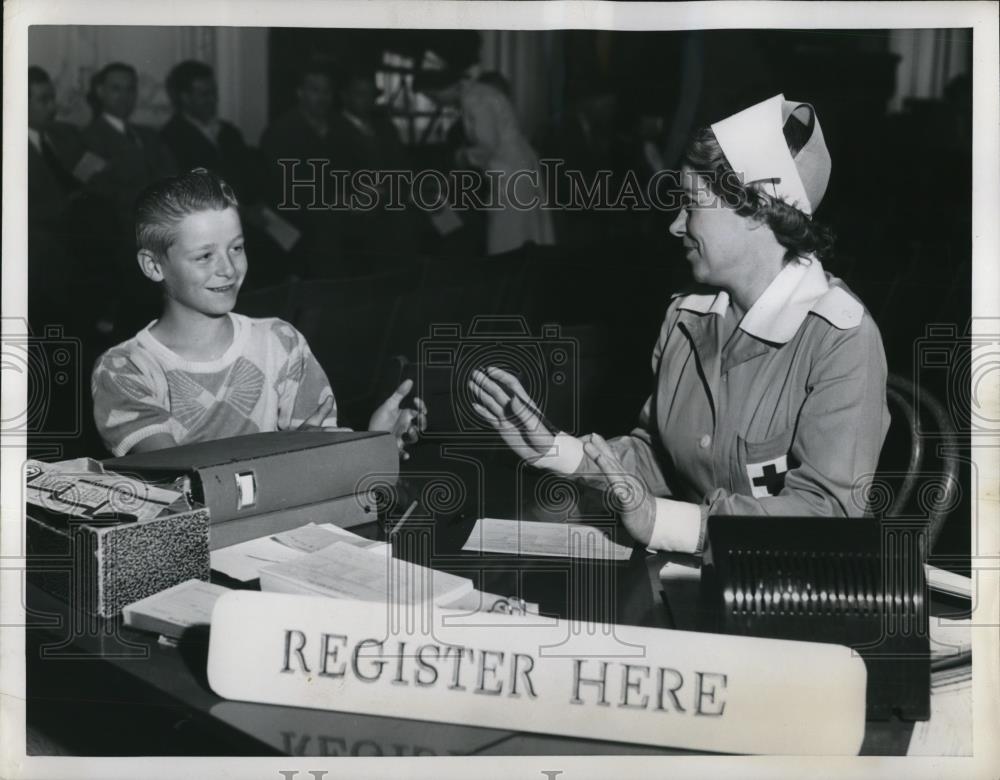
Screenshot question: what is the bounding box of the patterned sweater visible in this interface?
[92,314,338,456]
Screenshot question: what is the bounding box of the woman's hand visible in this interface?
[468,367,557,460]
[369,379,429,460]
[583,433,656,546]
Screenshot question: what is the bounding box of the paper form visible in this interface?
[211,523,387,581]
[257,205,302,251]
[429,203,463,235]
[260,542,473,605]
[71,151,107,182]
[462,517,634,561]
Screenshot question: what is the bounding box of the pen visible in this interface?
[389,500,419,536]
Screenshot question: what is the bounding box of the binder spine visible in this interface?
[198,437,398,523]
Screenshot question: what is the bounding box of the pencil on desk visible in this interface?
[389,500,419,536]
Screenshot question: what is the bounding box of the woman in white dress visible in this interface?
[417,70,555,256]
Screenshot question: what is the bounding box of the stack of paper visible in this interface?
[122,579,230,639]
[929,616,972,662]
[210,522,387,581]
[908,670,972,756]
[909,613,972,756]
[924,564,972,599]
[259,541,474,606]
[462,517,633,561]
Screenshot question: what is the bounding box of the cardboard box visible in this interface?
[27,503,209,619]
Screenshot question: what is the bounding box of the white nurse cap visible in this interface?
[710,94,831,215]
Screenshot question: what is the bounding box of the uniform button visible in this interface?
[699,434,712,449]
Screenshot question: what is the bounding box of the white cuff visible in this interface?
[530,433,585,475]
[648,497,703,553]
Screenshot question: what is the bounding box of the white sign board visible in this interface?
[207,591,868,755]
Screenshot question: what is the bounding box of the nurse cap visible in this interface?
[710,94,831,215]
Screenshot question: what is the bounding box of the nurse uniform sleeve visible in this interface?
[607,305,681,500]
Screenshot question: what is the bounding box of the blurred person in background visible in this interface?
[416,65,555,257]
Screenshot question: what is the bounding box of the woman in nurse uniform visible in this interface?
[469,94,890,553]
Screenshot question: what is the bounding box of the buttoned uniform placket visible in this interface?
[719,331,773,495]
[677,314,724,492]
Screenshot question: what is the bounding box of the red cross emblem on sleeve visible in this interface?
[747,455,789,498]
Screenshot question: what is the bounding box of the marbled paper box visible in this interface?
[27,504,210,619]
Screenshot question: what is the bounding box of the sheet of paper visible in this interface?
[210,536,306,581]
[429,204,463,235]
[71,150,107,182]
[212,523,386,581]
[25,459,182,521]
[257,205,302,251]
[122,578,229,631]
[271,522,349,553]
[462,517,633,561]
[261,541,472,604]
[930,616,972,660]
[907,680,972,756]
[924,564,972,599]
[271,521,383,553]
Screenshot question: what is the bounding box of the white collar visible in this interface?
[102,113,127,134]
[677,257,850,343]
[183,112,221,142]
[27,127,42,153]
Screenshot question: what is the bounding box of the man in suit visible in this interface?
[27,66,86,332]
[160,60,259,202]
[260,64,343,278]
[82,62,176,335]
[328,68,418,272]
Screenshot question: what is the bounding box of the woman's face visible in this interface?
[669,166,754,289]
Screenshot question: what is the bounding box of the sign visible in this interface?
[207,591,868,755]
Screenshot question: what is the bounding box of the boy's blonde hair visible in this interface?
[134,168,239,258]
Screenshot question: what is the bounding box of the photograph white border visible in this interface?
[3,2,998,778]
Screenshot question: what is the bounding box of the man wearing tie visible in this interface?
[82,62,176,335]
[27,66,85,332]
[160,60,259,202]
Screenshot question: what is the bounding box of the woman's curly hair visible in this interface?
[682,125,836,264]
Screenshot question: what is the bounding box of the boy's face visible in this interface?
[145,207,247,318]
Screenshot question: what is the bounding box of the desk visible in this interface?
[24,460,922,757]
[25,526,684,757]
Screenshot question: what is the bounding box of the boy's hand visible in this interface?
[369,379,429,460]
[298,396,335,431]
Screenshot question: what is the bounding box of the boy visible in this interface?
[91,168,427,457]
